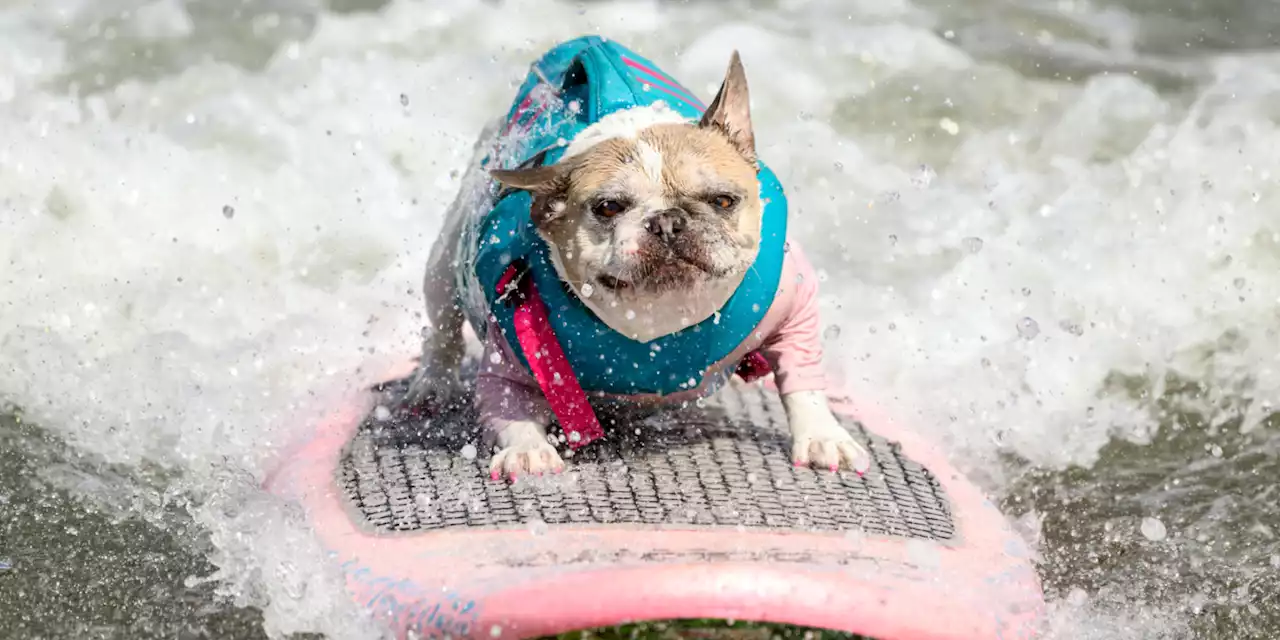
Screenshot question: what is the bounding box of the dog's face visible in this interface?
[492,53,761,330]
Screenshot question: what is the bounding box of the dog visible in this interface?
[405,36,871,482]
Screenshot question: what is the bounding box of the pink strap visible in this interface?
[497,265,605,449]
[734,351,773,383]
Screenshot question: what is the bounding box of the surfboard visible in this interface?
[263,360,1046,639]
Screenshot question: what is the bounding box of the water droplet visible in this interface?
[824,325,841,340]
[491,624,504,637]
[833,161,844,172]
[373,405,391,421]
[1233,277,1246,290]
[888,322,897,331]
[888,234,899,245]
[1140,517,1167,542]
[912,164,936,188]
[460,444,477,460]
[1270,554,1280,569]
[581,282,595,298]
[221,205,235,219]
[1016,317,1040,339]
[415,494,432,509]
[625,309,636,320]
[1058,320,1084,336]
[528,519,548,536]
[1252,192,1261,203]
[1021,287,1032,297]
[961,236,984,253]
[399,93,409,107]
[568,431,581,443]
[1209,444,1223,458]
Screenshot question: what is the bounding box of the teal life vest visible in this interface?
[470,36,789,397]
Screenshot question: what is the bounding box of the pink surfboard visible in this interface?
[264,360,1046,639]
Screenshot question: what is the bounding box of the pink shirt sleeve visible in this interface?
[756,242,828,395]
[475,321,552,427]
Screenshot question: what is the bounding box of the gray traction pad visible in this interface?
[340,379,955,540]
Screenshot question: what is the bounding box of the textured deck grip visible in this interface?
[340,380,955,540]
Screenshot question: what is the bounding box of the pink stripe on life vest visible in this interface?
[620,56,706,109]
[497,265,605,449]
[504,94,534,134]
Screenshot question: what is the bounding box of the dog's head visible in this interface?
[492,52,762,337]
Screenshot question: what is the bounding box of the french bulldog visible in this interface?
[406,44,872,482]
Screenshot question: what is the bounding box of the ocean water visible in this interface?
[1,0,1277,638]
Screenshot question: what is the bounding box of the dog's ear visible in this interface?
[699,51,755,164]
[491,164,572,226]
[491,165,562,193]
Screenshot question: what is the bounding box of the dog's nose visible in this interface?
[645,210,686,240]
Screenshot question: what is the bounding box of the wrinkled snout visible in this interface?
[643,208,688,241]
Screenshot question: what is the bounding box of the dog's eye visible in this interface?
[592,200,627,218]
[710,194,738,210]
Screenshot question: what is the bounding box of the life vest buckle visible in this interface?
[495,261,532,307]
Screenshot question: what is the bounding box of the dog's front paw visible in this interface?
[783,390,872,474]
[488,421,565,482]
[790,422,872,474]
[397,365,463,414]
